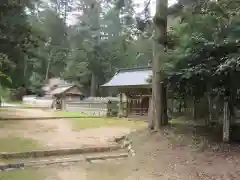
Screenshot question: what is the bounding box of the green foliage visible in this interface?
[62,0,150,92]
[0,0,42,89]
[168,0,240,100]
[0,0,153,95]
[0,86,11,101]
[0,169,45,180]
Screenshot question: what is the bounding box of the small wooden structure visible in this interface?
[102,66,152,118]
[51,84,84,110]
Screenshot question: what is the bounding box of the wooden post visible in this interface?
[126,96,129,117]
[223,101,230,143]
[107,101,112,117]
[129,99,132,115]
[62,98,65,110]
[140,93,143,116]
[118,93,123,117]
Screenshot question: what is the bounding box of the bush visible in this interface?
[0,86,11,101]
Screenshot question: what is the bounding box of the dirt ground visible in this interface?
[2,108,240,179]
[3,129,240,180]
[124,130,240,180]
[0,108,131,149]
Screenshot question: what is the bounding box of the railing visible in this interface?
[65,101,118,116]
[130,107,148,116]
[22,95,53,108]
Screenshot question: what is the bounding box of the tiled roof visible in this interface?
[102,66,152,87]
[51,84,82,95]
[50,86,72,95]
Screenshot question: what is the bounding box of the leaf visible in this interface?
[0,71,12,83]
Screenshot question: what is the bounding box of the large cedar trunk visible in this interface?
[151,0,168,129]
[148,96,155,130]
[161,83,168,125]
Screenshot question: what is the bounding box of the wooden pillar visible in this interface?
[118,93,123,117]
[129,98,132,115]
[140,93,143,116]
[223,101,230,142]
[62,98,65,110]
[126,96,129,117]
[107,101,112,117]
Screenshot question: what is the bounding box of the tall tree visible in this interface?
[167,0,240,141]
[151,0,168,129]
[50,0,74,23]
[62,0,139,96]
[0,0,41,89]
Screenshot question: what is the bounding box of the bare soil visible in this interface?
[2,108,240,180]
[0,108,131,149]
[122,128,240,180]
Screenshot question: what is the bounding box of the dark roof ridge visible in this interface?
[116,66,152,73]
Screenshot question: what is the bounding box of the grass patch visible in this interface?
[0,136,41,152]
[56,111,88,117]
[0,109,18,128]
[71,117,147,130]
[169,117,199,126]
[0,169,46,180]
[0,121,16,128]
[57,111,147,130]
[10,102,33,107]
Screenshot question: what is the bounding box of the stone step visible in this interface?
[0,151,129,171]
[0,144,122,159]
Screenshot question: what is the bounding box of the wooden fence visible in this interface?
[23,95,53,108]
[65,101,118,117]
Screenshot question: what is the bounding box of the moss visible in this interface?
[0,136,41,152]
[0,169,46,180]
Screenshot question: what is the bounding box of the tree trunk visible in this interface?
[193,96,197,121]
[90,73,97,97]
[161,82,168,125]
[152,44,161,129]
[178,100,182,113]
[207,94,212,125]
[148,96,155,130]
[223,101,230,143]
[24,58,28,78]
[63,0,68,24]
[152,0,168,129]
[89,0,100,98]
[45,51,53,81]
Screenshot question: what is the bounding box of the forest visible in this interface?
[1,0,240,140]
[0,0,154,97]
